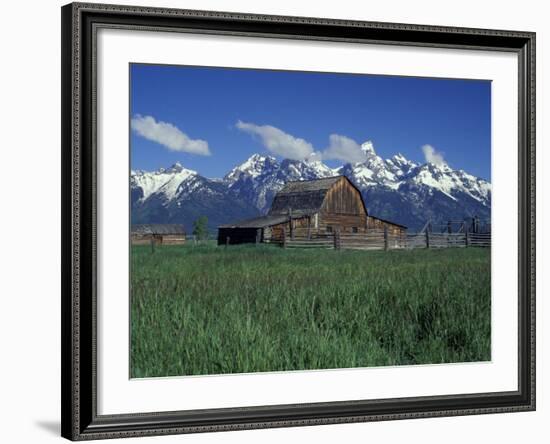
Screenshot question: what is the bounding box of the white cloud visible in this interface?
[323,134,367,164]
[421,144,446,166]
[131,115,210,156]
[236,121,375,164]
[236,121,314,161]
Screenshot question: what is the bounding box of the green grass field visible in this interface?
[130,243,490,378]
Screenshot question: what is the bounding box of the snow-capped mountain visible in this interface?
[131,162,259,231]
[131,162,197,202]
[387,152,418,177]
[337,141,490,206]
[224,154,337,212]
[131,142,491,232]
[221,142,490,229]
[405,162,491,205]
[337,141,408,190]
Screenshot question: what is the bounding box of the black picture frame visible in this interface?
[61,2,536,440]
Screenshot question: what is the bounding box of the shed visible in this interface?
[218,215,289,245]
[131,224,186,245]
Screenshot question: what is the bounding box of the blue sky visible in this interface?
[130,64,491,180]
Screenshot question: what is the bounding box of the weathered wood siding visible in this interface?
[321,177,367,215]
[266,223,289,243]
[131,234,186,245]
[131,234,154,245]
[161,234,186,245]
[366,216,406,235]
[318,177,368,233]
[318,214,368,233]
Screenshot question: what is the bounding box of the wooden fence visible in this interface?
[282,228,334,249]
[279,228,491,251]
[338,230,406,251]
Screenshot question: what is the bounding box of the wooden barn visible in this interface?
[218,176,406,245]
[131,224,186,245]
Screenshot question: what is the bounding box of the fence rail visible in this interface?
[280,229,491,251]
[468,233,491,248]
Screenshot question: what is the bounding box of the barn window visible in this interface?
[326,226,333,233]
[352,227,358,233]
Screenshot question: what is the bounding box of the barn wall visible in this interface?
[263,218,311,241]
[268,222,290,242]
[316,177,371,233]
[131,234,163,245]
[131,234,186,245]
[321,178,366,215]
[131,234,153,245]
[318,213,368,233]
[367,216,406,235]
[161,235,186,245]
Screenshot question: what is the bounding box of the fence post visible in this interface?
[289,210,294,240]
[150,237,155,253]
[333,229,340,250]
[465,231,469,247]
[425,230,430,249]
[384,226,389,251]
[282,227,287,249]
[226,236,230,248]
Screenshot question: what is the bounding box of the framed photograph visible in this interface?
[61,2,535,440]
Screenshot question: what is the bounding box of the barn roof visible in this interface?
[268,176,343,216]
[267,176,407,228]
[131,224,186,235]
[277,176,342,193]
[368,215,408,229]
[219,215,289,229]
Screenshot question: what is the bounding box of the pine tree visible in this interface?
[192,216,208,242]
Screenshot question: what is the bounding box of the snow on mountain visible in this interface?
[225,154,278,182]
[404,162,491,206]
[131,162,259,232]
[338,141,421,191]
[278,158,337,181]
[386,153,418,176]
[130,141,491,231]
[131,162,197,202]
[337,142,490,210]
[224,156,337,212]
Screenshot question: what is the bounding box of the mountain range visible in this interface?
[131,141,491,232]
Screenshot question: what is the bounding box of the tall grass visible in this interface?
[130,243,490,378]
